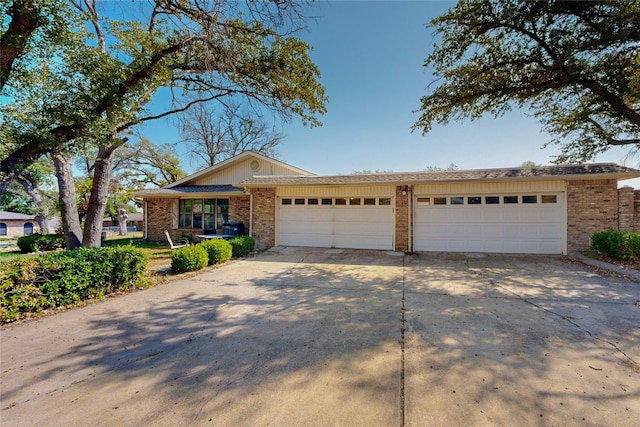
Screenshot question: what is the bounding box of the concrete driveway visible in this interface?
[1,248,639,426]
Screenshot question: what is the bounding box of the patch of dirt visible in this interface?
[598,256,640,271]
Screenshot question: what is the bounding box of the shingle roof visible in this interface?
[241,163,640,187]
[136,185,244,197]
[0,211,36,220]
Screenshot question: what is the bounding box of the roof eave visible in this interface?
[240,171,640,187]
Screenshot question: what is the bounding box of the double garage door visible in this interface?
[277,196,394,250]
[276,190,566,254]
[414,192,565,254]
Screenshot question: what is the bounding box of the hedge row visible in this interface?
[17,233,65,253]
[170,236,255,273]
[591,229,640,259]
[1,246,147,323]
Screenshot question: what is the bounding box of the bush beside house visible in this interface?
[229,236,255,257]
[17,233,65,253]
[170,245,209,272]
[591,229,640,259]
[1,246,147,323]
[200,239,232,265]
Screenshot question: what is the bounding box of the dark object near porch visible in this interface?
[222,222,245,236]
[203,228,217,235]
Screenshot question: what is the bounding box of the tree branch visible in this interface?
[0,0,40,90]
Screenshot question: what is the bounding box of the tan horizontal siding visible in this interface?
[414,180,565,195]
[276,184,395,197]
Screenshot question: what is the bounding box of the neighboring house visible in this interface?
[136,152,640,255]
[0,211,38,238]
[103,212,144,231]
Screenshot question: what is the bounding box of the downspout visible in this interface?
[407,184,413,253]
[248,189,253,237]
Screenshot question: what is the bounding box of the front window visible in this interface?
[24,222,34,235]
[180,199,229,229]
[0,223,6,236]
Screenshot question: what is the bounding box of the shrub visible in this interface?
[591,229,626,258]
[591,229,640,259]
[229,236,255,258]
[0,246,147,323]
[171,245,208,272]
[200,239,232,265]
[622,233,640,260]
[16,233,65,253]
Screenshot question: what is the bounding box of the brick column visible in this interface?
[251,188,276,250]
[395,186,409,252]
[618,186,635,232]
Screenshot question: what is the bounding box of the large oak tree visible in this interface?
[414,0,640,163]
[1,0,326,248]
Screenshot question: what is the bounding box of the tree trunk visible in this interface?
[53,154,82,249]
[16,174,50,234]
[81,147,115,247]
[35,215,51,234]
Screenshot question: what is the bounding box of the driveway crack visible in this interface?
[491,281,638,364]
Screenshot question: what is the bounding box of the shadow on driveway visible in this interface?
[1,248,638,426]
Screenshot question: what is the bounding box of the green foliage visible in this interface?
[624,233,640,260]
[415,0,640,163]
[17,233,65,253]
[200,239,232,265]
[229,236,255,258]
[0,246,147,323]
[170,245,208,272]
[591,229,626,258]
[1,1,326,179]
[591,229,640,259]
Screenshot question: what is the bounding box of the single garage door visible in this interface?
[414,193,565,254]
[278,196,394,250]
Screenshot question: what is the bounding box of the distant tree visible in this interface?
[423,163,459,172]
[181,103,284,169]
[414,0,640,163]
[112,138,186,189]
[520,161,539,168]
[352,169,394,175]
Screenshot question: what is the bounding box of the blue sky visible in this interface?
[143,1,638,182]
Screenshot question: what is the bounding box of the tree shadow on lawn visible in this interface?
[2,250,639,426]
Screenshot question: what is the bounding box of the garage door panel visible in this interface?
[279,233,332,248]
[278,198,393,250]
[415,193,564,254]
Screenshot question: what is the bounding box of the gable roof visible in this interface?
[0,211,36,221]
[240,163,640,187]
[165,151,314,189]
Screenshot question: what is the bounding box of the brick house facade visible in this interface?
[137,153,640,255]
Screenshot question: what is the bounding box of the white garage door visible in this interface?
[414,193,565,254]
[278,197,394,250]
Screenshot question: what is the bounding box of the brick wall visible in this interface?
[395,186,409,252]
[229,195,251,232]
[250,188,276,250]
[146,198,173,241]
[635,190,640,230]
[618,186,635,232]
[566,179,618,252]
